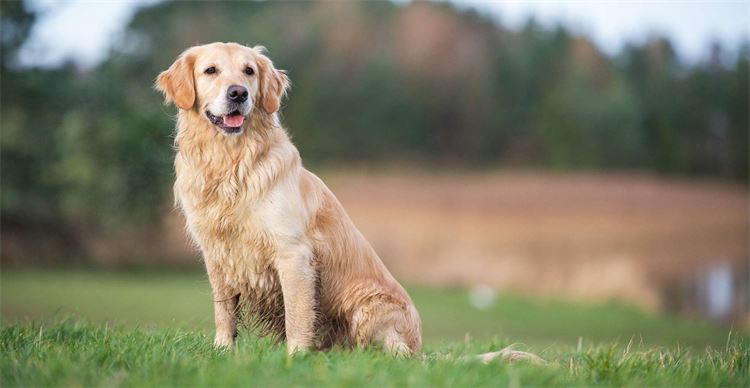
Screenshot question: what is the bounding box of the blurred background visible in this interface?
[1,0,748,347]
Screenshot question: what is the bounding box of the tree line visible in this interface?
[1,1,747,262]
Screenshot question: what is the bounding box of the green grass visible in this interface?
[2,270,748,386]
[2,320,747,387]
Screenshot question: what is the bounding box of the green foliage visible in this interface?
[1,319,747,387]
[538,58,642,168]
[0,0,35,68]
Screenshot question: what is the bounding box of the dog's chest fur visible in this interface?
[174,131,306,296]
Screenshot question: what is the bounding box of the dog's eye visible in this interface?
[244,67,255,76]
[204,66,216,74]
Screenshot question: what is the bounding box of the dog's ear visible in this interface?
[255,47,290,114]
[155,51,196,110]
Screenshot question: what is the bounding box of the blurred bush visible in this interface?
[1,0,747,264]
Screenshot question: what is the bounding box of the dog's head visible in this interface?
[156,42,289,136]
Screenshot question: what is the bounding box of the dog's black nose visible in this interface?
[227,85,248,103]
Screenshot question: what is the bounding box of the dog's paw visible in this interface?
[213,335,235,349]
[286,342,311,357]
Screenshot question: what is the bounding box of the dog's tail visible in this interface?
[468,346,546,365]
[434,344,545,365]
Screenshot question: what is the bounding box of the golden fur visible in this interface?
[156,42,421,355]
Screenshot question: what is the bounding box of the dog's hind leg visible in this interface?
[351,297,422,356]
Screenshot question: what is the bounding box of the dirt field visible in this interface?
[108,170,748,315]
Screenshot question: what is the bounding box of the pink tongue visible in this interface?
[223,114,245,127]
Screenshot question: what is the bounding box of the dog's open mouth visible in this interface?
[206,110,246,134]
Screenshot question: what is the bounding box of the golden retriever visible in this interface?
[156,42,421,355]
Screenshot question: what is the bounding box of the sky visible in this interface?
[18,0,750,69]
[455,0,749,58]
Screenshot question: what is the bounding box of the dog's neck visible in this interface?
[173,107,301,203]
[174,107,299,184]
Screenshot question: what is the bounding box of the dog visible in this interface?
[156,42,422,355]
[156,43,544,364]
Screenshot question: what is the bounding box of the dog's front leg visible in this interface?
[275,247,316,355]
[212,292,239,348]
[206,269,240,348]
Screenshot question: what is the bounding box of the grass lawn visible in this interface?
[2,270,748,386]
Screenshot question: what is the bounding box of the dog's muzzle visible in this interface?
[206,109,247,135]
